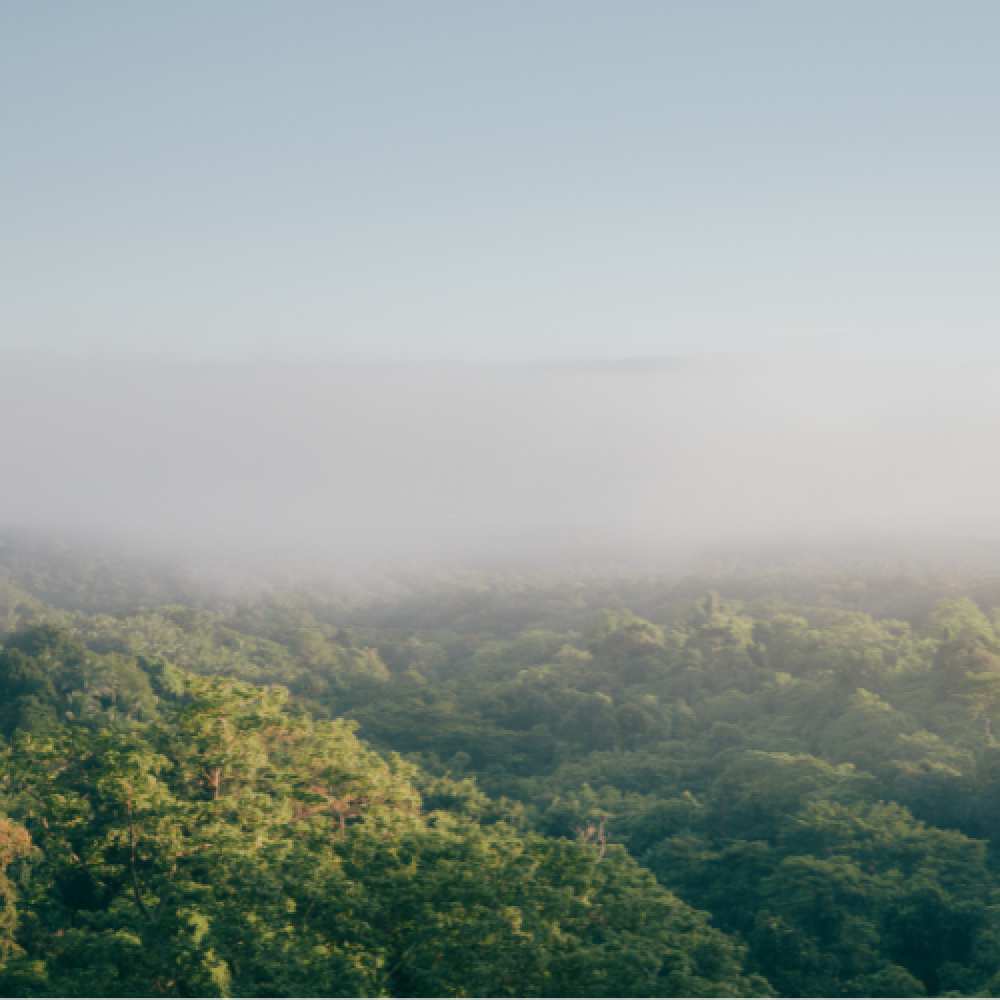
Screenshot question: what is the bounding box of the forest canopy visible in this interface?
[2,540,1000,996]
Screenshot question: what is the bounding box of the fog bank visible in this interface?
[1,355,997,570]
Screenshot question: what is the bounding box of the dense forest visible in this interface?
[5,539,1000,995]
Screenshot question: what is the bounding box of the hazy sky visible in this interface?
[3,1,1000,364]
[4,4,1000,568]
[3,358,999,566]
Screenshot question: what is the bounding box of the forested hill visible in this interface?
[5,552,1000,995]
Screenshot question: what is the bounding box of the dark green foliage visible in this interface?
[11,552,1000,993]
[0,625,160,737]
[0,674,764,998]
[0,625,85,737]
[300,576,1000,997]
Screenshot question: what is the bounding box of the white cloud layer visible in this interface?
[1,356,997,568]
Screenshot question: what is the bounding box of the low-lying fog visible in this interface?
[2,354,998,570]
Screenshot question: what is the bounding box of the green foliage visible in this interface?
[0,671,764,998]
[306,583,1000,996]
[10,552,1000,994]
[0,625,160,737]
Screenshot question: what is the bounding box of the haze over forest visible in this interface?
[4,355,1000,571]
[6,2,1000,997]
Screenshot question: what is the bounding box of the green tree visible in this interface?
[1,673,765,998]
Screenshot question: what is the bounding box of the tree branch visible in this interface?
[126,799,156,924]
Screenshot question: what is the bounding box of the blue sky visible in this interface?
[3,0,999,363]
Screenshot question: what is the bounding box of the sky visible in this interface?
[3,0,1000,364]
[3,3,1000,569]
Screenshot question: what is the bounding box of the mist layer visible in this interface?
[1,356,996,567]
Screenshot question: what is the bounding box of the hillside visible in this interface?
[2,545,1000,995]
